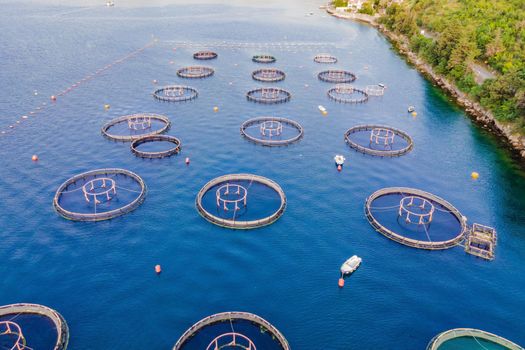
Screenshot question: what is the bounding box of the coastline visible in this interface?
[325,6,525,162]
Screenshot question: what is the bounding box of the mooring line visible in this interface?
[0,40,156,137]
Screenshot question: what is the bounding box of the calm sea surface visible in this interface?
[0,1,524,349]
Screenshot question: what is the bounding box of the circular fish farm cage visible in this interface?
[246,87,291,104]
[344,125,413,157]
[365,187,468,250]
[313,54,338,64]
[130,135,181,158]
[252,68,286,82]
[0,303,69,350]
[176,66,215,79]
[327,84,368,104]
[153,85,198,102]
[53,168,147,222]
[427,329,523,350]
[101,113,170,142]
[252,54,276,63]
[196,174,286,229]
[241,117,303,146]
[365,85,386,96]
[193,51,218,60]
[173,312,290,350]
[318,69,356,83]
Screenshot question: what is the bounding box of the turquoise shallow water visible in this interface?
[0,1,524,349]
[438,337,510,350]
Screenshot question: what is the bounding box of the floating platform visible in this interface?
[465,223,497,260]
[365,84,386,96]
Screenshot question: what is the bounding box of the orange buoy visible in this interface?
[337,164,342,172]
[50,95,57,101]
[185,157,190,165]
[338,278,345,288]
[471,172,479,180]
[32,155,38,161]
[213,106,219,112]
[155,264,162,274]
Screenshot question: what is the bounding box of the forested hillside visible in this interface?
[378,0,525,127]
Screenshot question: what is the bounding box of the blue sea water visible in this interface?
[0,1,524,349]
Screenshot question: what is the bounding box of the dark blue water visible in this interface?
[1,1,524,349]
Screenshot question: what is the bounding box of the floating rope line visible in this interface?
[471,336,490,350]
[423,223,433,243]
[164,40,338,52]
[1,41,155,136]
[369,205,400,211]
[115,185,143,193]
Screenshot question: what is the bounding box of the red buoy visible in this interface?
[338,278,345,288]
[185,157,190,165]
[337,165,342,172]
[155,265,162,274]
[31,155,39,162]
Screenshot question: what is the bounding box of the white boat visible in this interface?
[334,154,345,166]
[378,83,386,88]
[340,255,362,275]
[408,106,415,113]
[318,105,327,113]
[106,1,115,7]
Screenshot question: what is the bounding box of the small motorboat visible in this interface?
[378,83,386,88]
[334,154,345,166]
[338,255,362,288]
[106,1,115,7]
[318,105,327,113]
[408,105,415,113]
[340,255,362,275]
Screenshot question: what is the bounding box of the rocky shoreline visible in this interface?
[326,7,525,162]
